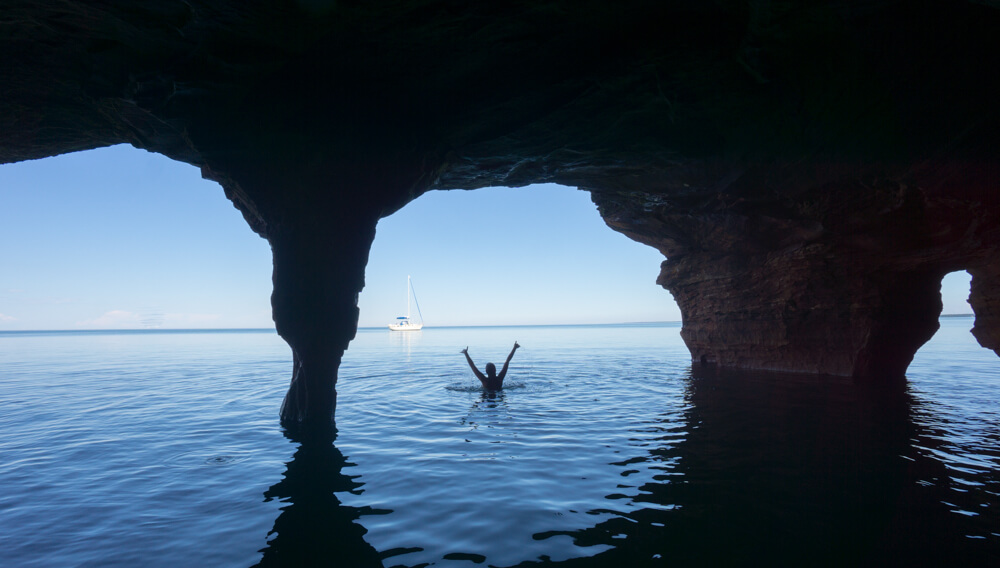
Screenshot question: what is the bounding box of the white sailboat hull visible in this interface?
[388,322,423,331]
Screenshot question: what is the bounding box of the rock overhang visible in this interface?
[6,2,997,189]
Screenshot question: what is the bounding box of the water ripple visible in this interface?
[1,322,998,566]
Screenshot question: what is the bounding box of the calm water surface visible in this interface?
[0,319,997,566]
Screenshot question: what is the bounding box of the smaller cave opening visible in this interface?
[939,269,973,317]
[909,269,988,376]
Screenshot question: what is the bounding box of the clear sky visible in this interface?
[0,145,973,330]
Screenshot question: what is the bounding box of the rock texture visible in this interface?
[2,1,999,421]
[597,178,1000,378]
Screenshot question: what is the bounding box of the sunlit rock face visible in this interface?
[2,1,999,418]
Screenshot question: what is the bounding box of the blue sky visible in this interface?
[0,145,973,330]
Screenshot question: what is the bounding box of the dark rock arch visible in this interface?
[2,1,999,423]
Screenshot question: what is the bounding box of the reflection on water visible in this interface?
[524,368,913,566]
[1,323,997,566]
[386,329,423,361]
[522,367,998,566]
[256,364,999,567]
[255,425,387,568]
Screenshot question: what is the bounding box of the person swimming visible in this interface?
[461,341,519,391]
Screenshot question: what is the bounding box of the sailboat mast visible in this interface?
[406,275,411,319]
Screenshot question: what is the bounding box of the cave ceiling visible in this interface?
[3,1,997,222]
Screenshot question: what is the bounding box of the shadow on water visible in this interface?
[520,365,997,567]
[253,424,389,568]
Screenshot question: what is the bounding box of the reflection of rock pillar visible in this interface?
[969,263,1000,356]
[662,249,943,380]
[269,210,378,424]
[255,426,384,567]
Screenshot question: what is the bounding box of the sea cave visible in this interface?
[2,0,998,424]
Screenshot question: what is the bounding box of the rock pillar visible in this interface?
[268,211,378,424]
[203,146,435,426]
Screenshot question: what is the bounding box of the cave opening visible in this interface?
[0,145,273,331]
[1,147,692,425]
[908,269,988,377]
[358,184,680,329]
[940,270,974,318]
[0,145,683,331]
[5,144,995,413]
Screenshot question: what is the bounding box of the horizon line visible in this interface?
[0,314,977,333]
[0,320,682,333]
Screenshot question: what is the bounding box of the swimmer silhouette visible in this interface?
[461,341,519,391]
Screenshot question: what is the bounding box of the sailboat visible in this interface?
[388,275,424,331]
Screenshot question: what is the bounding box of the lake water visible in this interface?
[0,318,997,567]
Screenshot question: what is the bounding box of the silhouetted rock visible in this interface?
[2,1,998,419]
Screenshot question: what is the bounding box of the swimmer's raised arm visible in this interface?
[497,341,520,381]
[461,347,487,382]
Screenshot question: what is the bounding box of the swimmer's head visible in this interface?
[485,362,497,377]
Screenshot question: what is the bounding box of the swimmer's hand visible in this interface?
[461,347,468,354]
[514,341,520,350]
